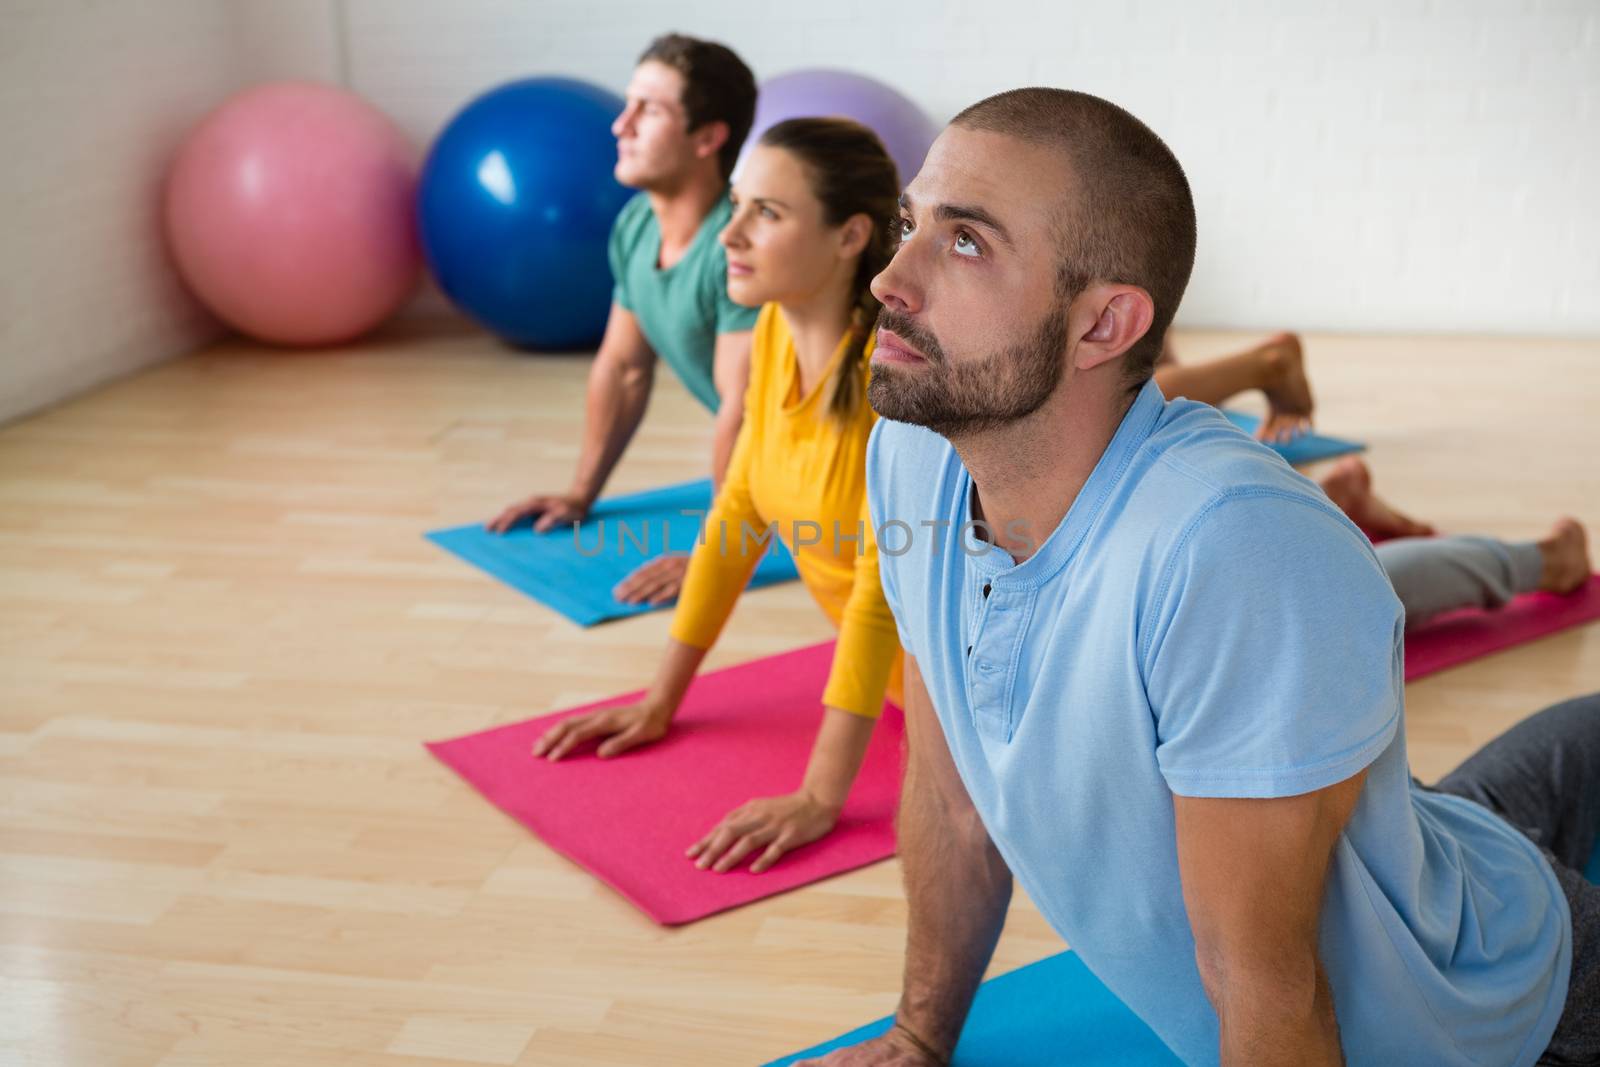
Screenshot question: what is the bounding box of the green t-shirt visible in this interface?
[607,192,759,413]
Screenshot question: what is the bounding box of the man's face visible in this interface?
[867,127,1075,437]
[612,61,698,189]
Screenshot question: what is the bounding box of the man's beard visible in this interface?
[867,307,1068,437]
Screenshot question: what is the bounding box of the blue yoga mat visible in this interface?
[427,479,799,627]
[1222,410,1365,466]
[764,950,1181,1066]
[769,848,1600,1065]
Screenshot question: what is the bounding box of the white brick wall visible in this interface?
[2,1,1594,425]
[347,0,1600,337]
[0,0,339,425]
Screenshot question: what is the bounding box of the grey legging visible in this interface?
[1378,535,1543,632]
[1430,693,1600,1065]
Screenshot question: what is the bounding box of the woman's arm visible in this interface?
[531,636,710,761]
[536,330,772,762]
[688,483,901,874]
[686,705,878,873]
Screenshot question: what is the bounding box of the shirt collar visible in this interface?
[960,377,1167,585]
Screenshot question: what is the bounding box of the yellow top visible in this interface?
[668,303,902,717]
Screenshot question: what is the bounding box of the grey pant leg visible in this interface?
[1537,858,1600,1066]
[1434,693,1600,870]
[1431,694,1600,1064]
[1378,535,1543,632]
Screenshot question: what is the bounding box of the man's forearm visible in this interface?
[1214,960,1343,1067]
[569,359,652,503]
[894,761,1012,1059]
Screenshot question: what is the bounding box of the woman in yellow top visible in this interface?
[533,118,903,875]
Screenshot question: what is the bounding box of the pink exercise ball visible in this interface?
[165,82,420,346]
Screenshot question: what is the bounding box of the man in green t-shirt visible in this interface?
[488,34,760,605]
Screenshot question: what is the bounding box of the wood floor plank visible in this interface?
[1,319,1595,1063]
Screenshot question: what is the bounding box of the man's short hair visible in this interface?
[637,34,757,181]
[951,88,1197,389]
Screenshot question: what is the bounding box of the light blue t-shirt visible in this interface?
[866,379,1570,1066]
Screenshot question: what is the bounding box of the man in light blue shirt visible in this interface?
[800,89,1596,1066]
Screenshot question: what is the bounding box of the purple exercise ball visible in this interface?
[737,68,937,186]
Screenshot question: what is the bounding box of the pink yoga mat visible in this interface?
[1403,575,1600,680]
[428,642,903,925]
[429,579,1596,926]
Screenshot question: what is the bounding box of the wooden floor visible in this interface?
[2,318,1597,1066]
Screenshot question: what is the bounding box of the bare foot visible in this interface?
[1317,457,1436,539]
[1536,518,1591,594]
[1257,332,1313,443]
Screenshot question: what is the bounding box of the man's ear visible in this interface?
[692,120,730,163]
[1076,286,1155,372]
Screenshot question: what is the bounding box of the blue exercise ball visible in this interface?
[419,77,632,350]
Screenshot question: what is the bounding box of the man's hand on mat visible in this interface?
[485,492,589,535]
[792,1025,948,1065]
[686,790,840,874]
[613,554,689,605]
[532,703,669,761]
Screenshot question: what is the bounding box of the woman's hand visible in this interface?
[612,553,690,605]
[532,702,670,761]
[686,790,842,874]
